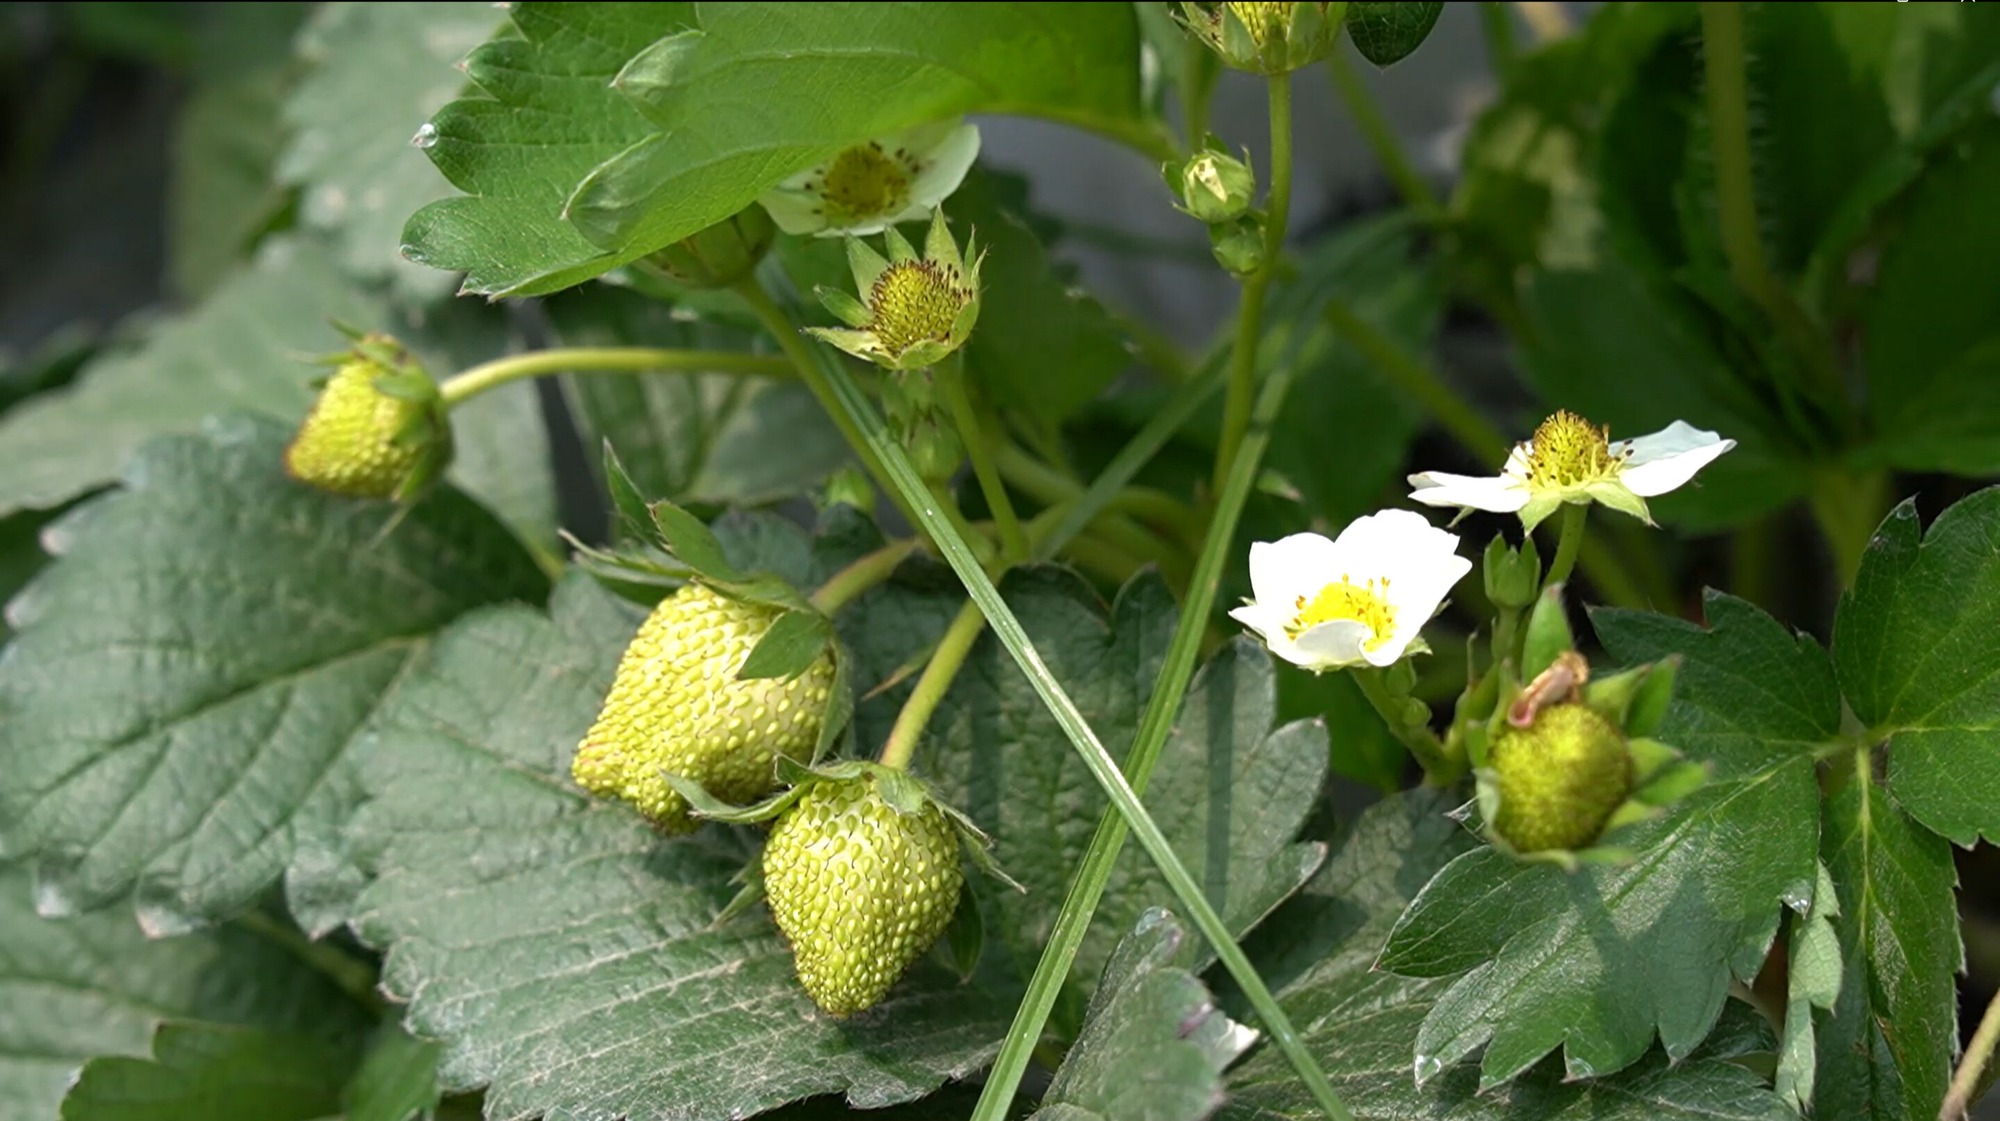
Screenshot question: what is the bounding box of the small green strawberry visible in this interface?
[572,583,834,834]
[284,333,449,500]
[1488,701,1634,853]
[762,773,963,1016]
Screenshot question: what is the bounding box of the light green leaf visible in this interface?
[1374,593,1835,1088]
[1814,775,1960,1121]
[345,1028,442,1121]
[0,867,374,1121]
[1222,791,1794,1121]
[60,1022,362,1121]
[0,238,556,543]
[566,3,1157,259]
[1027,910,1252,1121]
[1835,489,2000,846]
[398,3,698,296]
[1775,862,1840,1113]
[544,286,850,508]
[278,2,508,295]
[0,417,545,928]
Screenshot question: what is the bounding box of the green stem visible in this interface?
[436,347,791,408]
[995,443,1193,582]
[1543,503,1588,590]
[878,600,987,771]
[812,347,1351,1121]
[940,359,1027,561]
[975,356,1352,1121]
[234,910,384,1016]
[1944,985,2000,1121]
[1351,666,1460,784]
[1325,51,1440,216]
[1480,1,1517,75]
[809,538,918,615]
[1212,72,1295,494]
[1807,468,1888,587]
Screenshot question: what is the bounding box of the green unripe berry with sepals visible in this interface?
[1489,702,1634,853]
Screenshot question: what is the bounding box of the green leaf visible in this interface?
[1814,774,1960,1121]
[737,609,833,681]
[1775,862,1840,1114]
[60,1021,363,1121]
[0,866,374,1121]
[344,1028,442,1121]
[1222,791,1794,1121]
[545,286,850,507]
[167,35,296,299]
[0,417,545,928]
[566,4,1157,263]
[1027,910,1252,1121]
[1343,2,1443,67]
[0,238,556,544]
[1375,592,1835,1088]
[400,3,697,296]
[1835,490,2000,846]
[1277,664,1403,793]
[278,2,508,295]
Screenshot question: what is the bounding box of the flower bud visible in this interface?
[808,210,982,372]
[1179,148,1256,224]
[640,207,775,290]
[1209,216,1267,278]
[1482,534,1541,611]
[285,333,449,501]
[1179,2,1349,75]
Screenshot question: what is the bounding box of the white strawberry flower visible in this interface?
[1230,510,1471,672]
[758,119,981,238]
[1407,412,1736,533]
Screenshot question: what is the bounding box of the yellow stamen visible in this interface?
[818,143,911,223]
[1521,409,1625,489]
[1226,1,1294,39]
[1288,575,1396,648]
[867,261,966,355]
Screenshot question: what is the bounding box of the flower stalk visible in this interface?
[1212,72,1294,494]
[436,347,793,408]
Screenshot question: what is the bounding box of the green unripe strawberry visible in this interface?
[1489,702,1634,853]
[284,335,447,500]
[572,584,834,833]
[763,776,963,1016]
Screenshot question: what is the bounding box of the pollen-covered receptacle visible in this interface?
[572,584,834,834]
[759,119,980,238]
[806,209,983,372]
[1487,702,1634,854]
[284,333,448,502]
[1178,1,1347,75]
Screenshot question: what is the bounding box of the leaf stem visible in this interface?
[809,538,918,615]
[878,600,987,772]
[1212,72,1294,494]
[811,344,1352,1121]
[435,347,791,409]
[233,909,385,1017]
[1325,51,1439,216]
[1479,1,1517,75]
[1351,665,1460,784]
[940,357,1028,562]
[1543,503,1588,590]
[1807,467,1887,588]
[995,443,1194,570]
[1942,986,2000,1120]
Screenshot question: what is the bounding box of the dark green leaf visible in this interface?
[1814,775,1960,1121]
[278,2,507,295]
[61,1022,362,1121]
[1835,489,2000,846]
[1277,663,1403,793]
[1223,791,1793,1121]
[566,4,1156,261]
[545,286,850,508]
[737,610,833,681]
[1027,910,1251,1121]
[0,417,545,927]
[345,1028,442,1121]
[0,867,374,1121]
[401,3,697,296]
[1344,2,1443,67]
[1375,593,1836,1088]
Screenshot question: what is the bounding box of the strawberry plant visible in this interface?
[3,4,2000,1121]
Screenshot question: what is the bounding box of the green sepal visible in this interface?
[600,440,657,543]
[810,645,855,765]
[1520,583,1575,678]
[711,864,766,929]
[649,498,745,582]
[662,770,812,825]
[736,609,834,681]
[1623,656,1680,737]
[815,285,871,329]
[369,369,440,404]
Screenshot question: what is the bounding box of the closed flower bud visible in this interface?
[1180,148,1256,224]
[1209,216,1267,278]
[285,334,449,501]
[1482,534,1541,611]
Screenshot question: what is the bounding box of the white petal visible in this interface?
[1407,471,1531,513]
[1231,603,1302,664]
[907,121,981,211]
[1248,533,1341,611]
[757,189,828,236]
[1376,529,1471,664]
[1616,425,1736,497]
[1290,619,1372,670]
[770,157,831,193]
[1327,508,1446,571]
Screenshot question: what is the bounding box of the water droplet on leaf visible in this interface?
[411,122,440,149]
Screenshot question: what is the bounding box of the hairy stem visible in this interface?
[877,600,987,772]
[940,359,1027,561]
[1543,503,1588,590]
[1944,988,2000,1120]
[436,347,791,408]
[1352,665,1460,785]
[809,538,918,615]
[1212,72,1295,493]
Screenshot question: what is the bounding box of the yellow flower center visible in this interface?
[1226,1,1294,39]
[1288,576,1396,649]
[818,143,912,223]
[867,261,965,356]
[1521,410,1624,489]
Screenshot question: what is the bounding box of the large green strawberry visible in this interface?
[284,334,447,500]
[572,583,834,833]
[1488,702,1634,853]
[762,774,963,1015]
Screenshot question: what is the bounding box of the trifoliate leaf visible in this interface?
[0,417,545,929]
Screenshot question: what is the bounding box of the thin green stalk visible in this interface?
[1213,72,1295,494]
[809,538,918,614]
[1807,468,1888,587]
[1352,666,1460,784]
[1104,486,1205,547]
[995,443,1193,581]
[812,346,1351,1121]
[437,347,792,408]
[1326,51,1439,216]
[1543,503,1588,590]
[878,600,987,771]
[1480,1,1517,75]
[234,909,384,1016]
[975,360,1353,1119]
[940,359,1028,561]
[1943,985,2000,1120]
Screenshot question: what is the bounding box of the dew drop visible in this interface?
[411,121,440,150]
[1413,1054,1445,1086]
